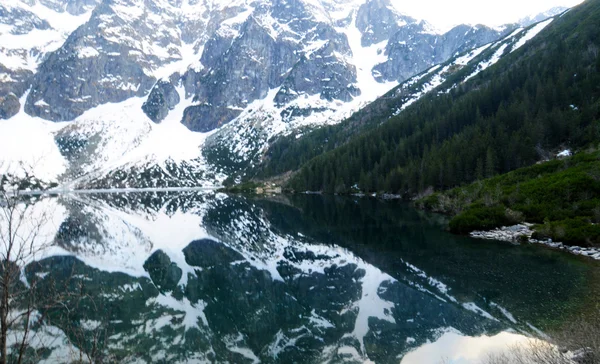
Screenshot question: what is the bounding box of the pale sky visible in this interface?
[392,0,584,32]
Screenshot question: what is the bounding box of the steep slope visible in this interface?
[257,17,558,181]
[0,0,518,189]
[23,0,509,126]
[285,0,599,195]
[0,0,99,118]
[519,6,569,26]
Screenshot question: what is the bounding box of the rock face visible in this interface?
[0,4,50,34]
[0,92,22,120]
[181,5,359,132]
[180,0,511,132]
[31,0,99,15]
[142,80,180,123]
[4,0,562,188]
[0,0,100,119]
[356,0,415,47]
[273,34,360,107]
[373,24,506,82]
[24,0,172,121]
[7,0,513,128]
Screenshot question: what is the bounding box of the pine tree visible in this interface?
[485,147,496,179]
[476,158,484,180]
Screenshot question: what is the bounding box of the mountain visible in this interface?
[0,0,516,189]
[283,0,600,197]
[0,0,100,118]
[256,16,560,181]
[519,6,569,26]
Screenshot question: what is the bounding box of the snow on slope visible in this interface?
[55,89,223,189]
[389,18,556,117]
[1,0,564,189]
[511,18,553,53]
[463,43,510,82]
[84,94,206,171]
[124,89,211,164]
[57,97,153,177]
[0,115,66,180]
[0,0,94,71]
[0,85,221,188]
[339,13,399,105]
[0,92,67,180]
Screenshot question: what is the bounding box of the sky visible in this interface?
[391,0,584,32]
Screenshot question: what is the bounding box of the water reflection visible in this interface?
[401,331,543,364]
[15,192,599,363]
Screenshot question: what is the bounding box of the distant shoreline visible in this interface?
[10,186,222,196]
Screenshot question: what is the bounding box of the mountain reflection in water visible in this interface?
[14,191,598,363]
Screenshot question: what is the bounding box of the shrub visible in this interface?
[449,205,514,234]
[533,217,600,247]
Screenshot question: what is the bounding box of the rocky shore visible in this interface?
[470,224,600,261]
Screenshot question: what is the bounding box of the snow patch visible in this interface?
[464,43,509,81]
[0,93,67,181]
[557,149,572,158]
[77,46,100,58]
[511,18,554,53]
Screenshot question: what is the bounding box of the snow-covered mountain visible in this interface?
[0,0,99,117]
[519,6,569,26]
[0,0,565,188]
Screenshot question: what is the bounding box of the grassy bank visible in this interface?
[417,150,600,247]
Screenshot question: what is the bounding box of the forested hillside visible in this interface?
[418,151,600,246]
[285,0,600,195]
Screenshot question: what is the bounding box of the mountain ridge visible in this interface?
[282,0,598,198]
[0,0,569,190]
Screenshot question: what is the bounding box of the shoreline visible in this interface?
[8,186,222,197]
[470,223,600,261]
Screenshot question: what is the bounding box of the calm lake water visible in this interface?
[18,192,600,363]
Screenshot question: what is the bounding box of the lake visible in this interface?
[11,191,600,363]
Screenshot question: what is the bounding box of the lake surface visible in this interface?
[15,192,600,363]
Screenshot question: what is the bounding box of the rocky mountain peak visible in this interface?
[519,6,568,26]
[356,0,418,46]
[2,0,561,189]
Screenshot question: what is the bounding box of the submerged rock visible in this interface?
[183,239,244,268]
[143,250,182,292]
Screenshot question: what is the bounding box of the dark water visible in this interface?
[20,192,599,363]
